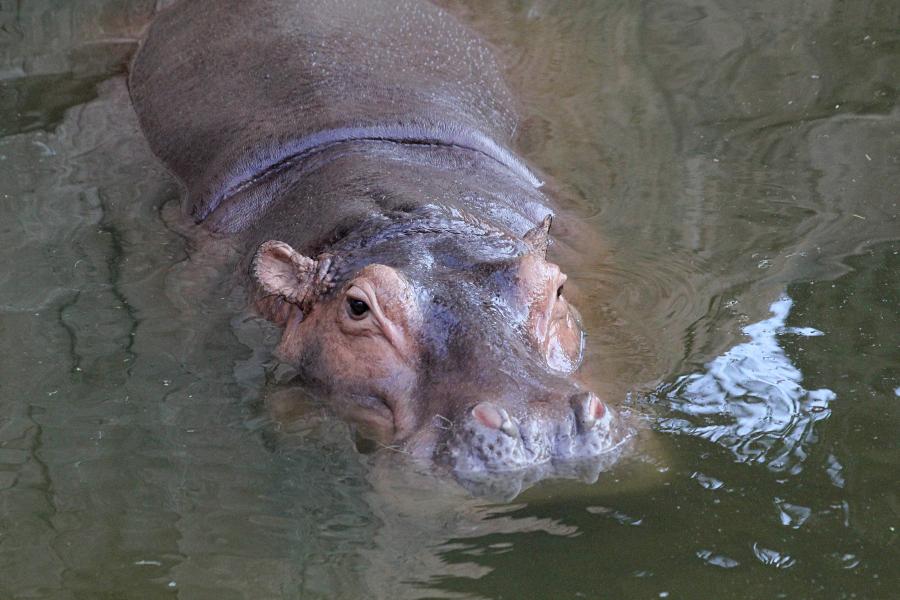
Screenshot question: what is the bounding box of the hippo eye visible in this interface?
[347,297,370,319]
[556,285,564,298]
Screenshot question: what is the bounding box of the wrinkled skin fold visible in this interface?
[129,0,633,490]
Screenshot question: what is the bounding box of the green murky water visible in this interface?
[1,1,897,598]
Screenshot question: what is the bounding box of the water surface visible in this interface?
[0,0,897,598]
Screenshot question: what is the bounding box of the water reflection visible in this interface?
[660,296,836,474]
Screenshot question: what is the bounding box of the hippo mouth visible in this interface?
[434,395,635,498]
[447,442,633,500]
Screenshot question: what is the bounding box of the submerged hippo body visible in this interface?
[130,0,632,488]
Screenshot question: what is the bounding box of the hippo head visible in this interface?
[250,210,631,491]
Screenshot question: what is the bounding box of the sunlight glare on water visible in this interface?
[661,296,836,475]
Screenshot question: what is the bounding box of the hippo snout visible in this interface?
[442,392,626,475]
[450,402,535,471]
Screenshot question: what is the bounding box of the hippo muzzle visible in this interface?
[443,394,628,474]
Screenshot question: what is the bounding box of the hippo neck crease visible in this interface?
[202,123,544,229]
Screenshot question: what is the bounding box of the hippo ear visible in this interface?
[523,214,552,258]
[250,240,330,322]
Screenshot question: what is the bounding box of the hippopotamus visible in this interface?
[129,0,632,488]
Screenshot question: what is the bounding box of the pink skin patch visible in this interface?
[588,395,606,420]
[472,402,504,429]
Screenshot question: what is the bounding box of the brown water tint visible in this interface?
[0,0,897,598]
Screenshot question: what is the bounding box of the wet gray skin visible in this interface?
[129,0,633,483]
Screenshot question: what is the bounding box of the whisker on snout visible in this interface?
[432,414,454,430]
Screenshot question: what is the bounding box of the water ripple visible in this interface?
[659,296,835,474]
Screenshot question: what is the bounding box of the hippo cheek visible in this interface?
[260,254,426,443]
[335,394,396,446]
[271,302,423,441]
[315,347,422,442]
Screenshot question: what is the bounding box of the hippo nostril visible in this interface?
[570,392,605,432]
[472,402,503,428]
[472,402,518,437]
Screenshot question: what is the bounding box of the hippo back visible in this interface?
[129,0,531,226]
